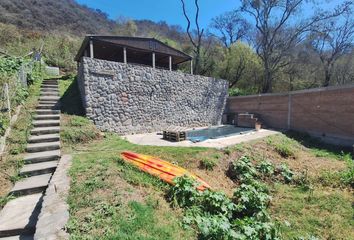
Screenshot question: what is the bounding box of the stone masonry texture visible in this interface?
[78,57,228,135]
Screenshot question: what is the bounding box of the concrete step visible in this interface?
[33,114,60,121]
[26,141,60,153]
[41,88,58,93]
[0,194,42,237]
[36,104,58,110]
[28,134,60,144]
[35,109,60,115]
[20,161,58,177]
[24,150,60,164]
[40,92,59,96]
[10,174,51,196]
[41,84,58,87]
[33,120,60,128]
[38,101,60,108]
[39,96,60,101]
[30,126,60,135]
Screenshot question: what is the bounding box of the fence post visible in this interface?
[5,83,11,119]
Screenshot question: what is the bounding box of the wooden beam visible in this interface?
[152,52,155,69]
[123,47,127,63]
[89,40,94,58]
[169,56,172,71]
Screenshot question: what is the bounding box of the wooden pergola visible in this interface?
[75,35,193,73]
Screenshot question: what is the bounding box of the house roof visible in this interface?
[74,35,192,65]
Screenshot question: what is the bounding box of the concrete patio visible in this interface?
[124,129,280,149]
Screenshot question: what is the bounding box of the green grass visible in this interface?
[271,183,354,240]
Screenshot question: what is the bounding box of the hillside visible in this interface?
[0,0,115,35]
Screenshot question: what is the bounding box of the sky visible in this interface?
[75,0,346,31]
[76,0,241,29]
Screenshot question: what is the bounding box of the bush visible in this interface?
[169,176,280,240]
[229,156,258,182]
[168,176,200,208]
[274,142,296,158]
[200,157,218,171]
[257,160,275,177]
[276,164,294,183]
[233,180,271,217]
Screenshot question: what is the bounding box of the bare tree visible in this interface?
[309,10,354,87]
[180,0,204,74]
[210,10,250,48]
[241,0,351,93]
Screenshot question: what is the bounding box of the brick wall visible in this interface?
[226,85,354,146]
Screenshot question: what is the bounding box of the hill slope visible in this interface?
[0,0,115,35]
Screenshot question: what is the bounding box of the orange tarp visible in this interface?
[121,151,211,191]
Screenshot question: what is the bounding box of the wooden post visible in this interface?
[191,60,193,74]
[89,40,94,58]
[152,52,155,69]
[169,56,172,71]
[123,47,127,64]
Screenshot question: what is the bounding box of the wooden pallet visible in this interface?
[163,130,186,142]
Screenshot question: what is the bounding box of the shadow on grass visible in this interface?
[284,130,353,157]
[60,76,85,116]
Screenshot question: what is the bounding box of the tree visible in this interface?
[114,16,138,37]
[180,0,204,74]
[309,9,354,87]
[240,0,351,93]
[218,42,262,90]
[210,10,249,48]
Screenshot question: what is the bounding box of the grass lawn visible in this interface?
[60,76,353,239]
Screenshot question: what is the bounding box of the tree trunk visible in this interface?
[262,61,273,93]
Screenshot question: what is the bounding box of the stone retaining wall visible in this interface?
[78,57,228,135]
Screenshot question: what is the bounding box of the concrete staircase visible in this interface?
[0,79,61,239]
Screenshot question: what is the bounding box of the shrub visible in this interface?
[200,158,217,171]
[233,180,271,217]
[229,156,258,182]
[276,164,294,183]
[232,217,280,240]
[200,190,236,218]
[257,160,275,177]
[275,142,296,158]
[168,176,200,208]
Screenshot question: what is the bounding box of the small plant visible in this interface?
[223,147,232,156]
[200,157,217,171]
[257,160,275,177]
[294,169,312,191]
[0,195,15,208]
[276,163,294,183]
[275,142,296,158]
[168,175,200,208]
[200,190,236,218]
[229,156,257,182]
[233,180,271,217]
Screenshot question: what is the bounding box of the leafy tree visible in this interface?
[218,42,262,91]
